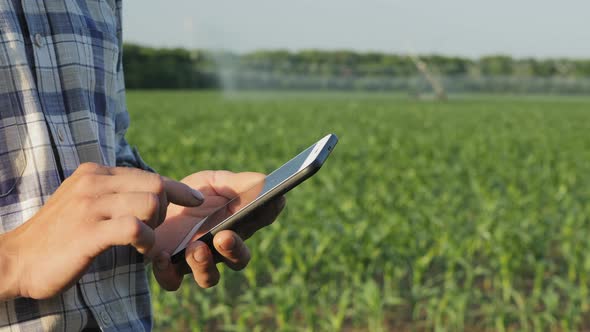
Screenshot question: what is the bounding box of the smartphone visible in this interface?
[170,133,338,263]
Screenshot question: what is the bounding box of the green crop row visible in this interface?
[126,91,590,331]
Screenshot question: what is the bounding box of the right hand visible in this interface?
[0,162,204,300]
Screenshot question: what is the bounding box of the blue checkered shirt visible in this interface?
[0,1,153,330]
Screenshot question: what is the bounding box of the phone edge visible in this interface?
[170,134,338,264]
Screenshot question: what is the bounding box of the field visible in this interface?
[126,91,590,331]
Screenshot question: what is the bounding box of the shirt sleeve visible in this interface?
[113,3,155,172]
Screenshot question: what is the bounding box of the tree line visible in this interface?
[122,44,590,93]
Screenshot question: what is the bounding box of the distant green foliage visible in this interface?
[126,91,590,331]
[122,44,590,93]
[122,44,219,89]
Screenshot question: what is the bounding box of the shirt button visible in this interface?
[99,311,112,326]
[57,128,64,142]
[34,33,43,47]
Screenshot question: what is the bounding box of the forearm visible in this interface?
[0,232,22,301]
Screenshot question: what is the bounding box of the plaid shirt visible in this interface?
[0,1,154,330]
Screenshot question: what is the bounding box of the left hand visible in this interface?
[148,170,286,290]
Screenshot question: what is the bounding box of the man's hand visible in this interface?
[149,171,286,290]
[0,163,204,300]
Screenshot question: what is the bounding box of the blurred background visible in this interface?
[122,1,590,331]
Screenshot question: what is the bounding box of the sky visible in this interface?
[123,0,590,59]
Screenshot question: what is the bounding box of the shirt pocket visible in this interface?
[0,99,27,198]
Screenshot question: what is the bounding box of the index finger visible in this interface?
[106,167,205,207]
[163,177,205,207]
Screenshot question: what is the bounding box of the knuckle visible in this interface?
[78,196,94,211]
[187,244,211,268]
[144,193,160,217]
[27,288,49,300]
[149,174,165,194]
[191,256,210,269]
[76,162,101,174]
[111,166,129,173]
[122,217,143,240]
[76,174,99,191]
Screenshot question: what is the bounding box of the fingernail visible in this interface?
[191,188,205,202]
[194,245,208,263]
[155,252,170,271]
[219,234,236,251]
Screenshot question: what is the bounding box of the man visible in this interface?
[0,1,285,330]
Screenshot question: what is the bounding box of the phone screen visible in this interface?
[172,135,333,256]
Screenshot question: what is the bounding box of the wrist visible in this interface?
[0,231,24,300]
